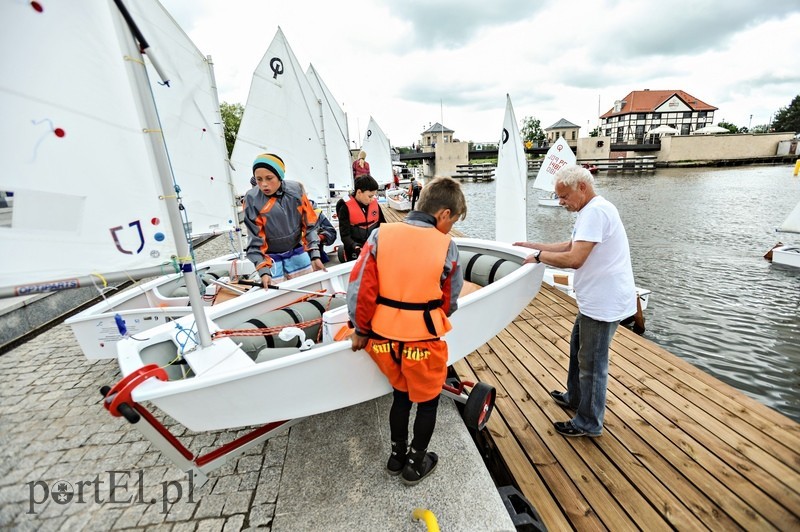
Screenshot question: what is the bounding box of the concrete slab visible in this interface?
[274,394,514,531]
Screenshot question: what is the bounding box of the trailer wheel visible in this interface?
[463,382,495,431]
[337,246,346,263]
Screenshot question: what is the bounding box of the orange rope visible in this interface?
[213,317,323,339]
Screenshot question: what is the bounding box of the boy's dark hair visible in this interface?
[354,174,379,193]
[415,177,467,220]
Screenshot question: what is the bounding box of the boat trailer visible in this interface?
[101,364,496,484]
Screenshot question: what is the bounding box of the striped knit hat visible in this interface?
[252,153,286,181]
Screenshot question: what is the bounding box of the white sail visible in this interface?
[360,116,393,188]
[230,28,329,203]
[0,1,180,291]
[494,95,528,243]
[779,200,800,234]
[306,64,352,193]
[532,137,576,193]
[127,1,240,239]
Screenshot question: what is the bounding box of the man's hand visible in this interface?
[350,332,369,351]
[513,241,535,249]
[311,258,326,272]
[260,273,272,288]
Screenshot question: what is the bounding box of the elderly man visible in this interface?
[515,164,636,437]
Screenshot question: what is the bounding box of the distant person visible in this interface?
[352,150,370,179]
[243,153,325,287]
[513,164,636,438]
[309,199,337,264]
[347,176,467,485]
[336,175,386,261]
[408,178,422,210]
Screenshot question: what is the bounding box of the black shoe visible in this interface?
[386,440,407,476]
[401,447,438,485]
[550,390,576,410]
[553,420,601,438]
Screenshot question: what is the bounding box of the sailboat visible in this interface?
[3,2,547,481]
[494,95,528,243]
[768,199,800,268]
[62,0,253,360]
[532,137,576,207]
[229,28,331,204]
[359,116,394,189]
[306,64,352,196]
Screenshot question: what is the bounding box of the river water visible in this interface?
[452,165,800,422]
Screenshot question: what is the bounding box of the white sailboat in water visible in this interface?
[360,116,394,189]
[494,95,528,243]
[63,0,254,360]
[769,198,800,268]
[532,137,576,207]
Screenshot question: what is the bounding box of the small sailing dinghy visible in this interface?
[532,137,576,207]
[767,197,800,269]
[61,0,251,360]
[385,188,412,211]
[359,116,394,189]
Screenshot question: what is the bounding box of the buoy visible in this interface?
[793,159,800,176]
[459,251,521,286]
[234,297,345,358]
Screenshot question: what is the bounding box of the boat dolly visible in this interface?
[101,364,496,485]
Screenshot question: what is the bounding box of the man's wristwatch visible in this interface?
[533,250,542,263]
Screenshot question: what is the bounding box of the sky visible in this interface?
[160,0,800,147]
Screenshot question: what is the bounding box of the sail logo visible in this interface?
[17,279,79,296]
[269,57,284,79]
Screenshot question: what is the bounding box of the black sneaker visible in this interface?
[401,448,438,485]
[386,441,407,476]
[550,390,576,410]
[553,420,601,438]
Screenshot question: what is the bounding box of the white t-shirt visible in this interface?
[572,196,636,322]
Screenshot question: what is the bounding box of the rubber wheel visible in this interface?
[337,245,346,263]
[463,382,496,431]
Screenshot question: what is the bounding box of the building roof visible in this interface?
[422,122,454,134]
[545,118,580,130]
[600,90,717,118]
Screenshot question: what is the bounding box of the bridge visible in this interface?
[397,142,661,162]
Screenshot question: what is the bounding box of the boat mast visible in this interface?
[114,0,213,347]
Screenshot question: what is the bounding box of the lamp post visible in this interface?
[748,114,753,130]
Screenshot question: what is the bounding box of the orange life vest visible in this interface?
[371,223,452,341]
[345,197,380,244]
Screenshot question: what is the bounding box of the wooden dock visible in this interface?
[380,203,800,530]
[454,285,800,530]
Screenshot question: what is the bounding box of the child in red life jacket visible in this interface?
[346,177,467,485]
[335,175,386,261]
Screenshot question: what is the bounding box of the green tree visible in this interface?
[717,121,739,134]
[520,116,545,147]
[750,124,769,133]
[771,94,800,133]
[220,102,244,157]
[589,126,601,137]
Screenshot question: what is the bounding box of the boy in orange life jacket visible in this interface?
[346,177,467,485]
[335,175,386,261]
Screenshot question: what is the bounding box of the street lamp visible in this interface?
[749,114,753,130]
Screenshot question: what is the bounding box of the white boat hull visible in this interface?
[538,197,561,207]
[771,244,800,269]
[66,254,255,359]
[385,189,411,211]
[117,239,544,431]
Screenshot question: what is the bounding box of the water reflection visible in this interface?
[455,165,800,421]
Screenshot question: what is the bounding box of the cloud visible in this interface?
[386,0,548,48]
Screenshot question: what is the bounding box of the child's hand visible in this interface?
[351,332,369,351]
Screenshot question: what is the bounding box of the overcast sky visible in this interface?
[160,0,800,147]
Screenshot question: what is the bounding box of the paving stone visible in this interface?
[247,503,275,528]
[194,493,227,519]
[222,491,252,515]
[223,514,246,532]
[196,517,226,532]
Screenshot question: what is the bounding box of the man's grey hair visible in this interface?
[554,164,594,189]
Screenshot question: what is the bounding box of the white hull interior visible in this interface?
[543,268,650,311]
[66,254,255,359]
[771,244,800,269]
[116,239,544,431]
